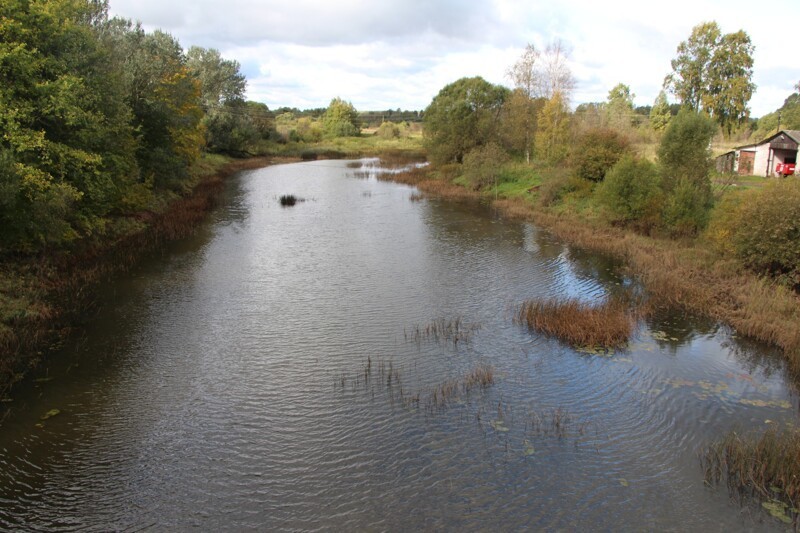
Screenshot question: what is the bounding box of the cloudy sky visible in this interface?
[108,0,799,117]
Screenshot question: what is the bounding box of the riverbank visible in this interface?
[385,165,800,377]
[0,155,295,403]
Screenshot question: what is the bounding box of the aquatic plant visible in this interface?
[516,297,634,349]
[405,317,481,346]
[279,194,298,206]
[702,428,800,526]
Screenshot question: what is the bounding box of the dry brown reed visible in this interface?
[516,297,634,349]
[528,210,800,372]
[702,428,800,525]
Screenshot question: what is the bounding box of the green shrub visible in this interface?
[377,121,400,139]
[462,143,509,190]
[596,155,663,231]
[574,128,630,182]
[662,177,713,237]
[537,170,588,207]
[657,108,716,191]
[704,191,746,255]
[732,179,800,289]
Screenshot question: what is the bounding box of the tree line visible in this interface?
[0,0,271,254]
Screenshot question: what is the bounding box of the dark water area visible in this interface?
[0,159,797,531]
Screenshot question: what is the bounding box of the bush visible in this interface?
[462,143,509,190]
[662,177,713,237]
[596,155,663,231]
[574,128,630,182]
[657,108,716,190]
[377,121,400,139]
[732,179,800,289]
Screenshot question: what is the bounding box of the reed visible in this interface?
[279,194,298,206]
[516,297,634,349]
[702,428,800,525]
[405,317,481,346]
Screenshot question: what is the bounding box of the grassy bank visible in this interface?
[0,154,291,401]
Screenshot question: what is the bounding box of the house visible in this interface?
[715,130,799,176]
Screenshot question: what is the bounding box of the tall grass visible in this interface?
[702,428,800,525]
[517,297,634,349]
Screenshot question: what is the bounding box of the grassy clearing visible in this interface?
[259,133,426,162]
[702,428,800,525]
[516,297,635,350]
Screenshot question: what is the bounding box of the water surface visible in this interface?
[0,159,796,530]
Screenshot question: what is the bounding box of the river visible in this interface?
[0,159,796,530]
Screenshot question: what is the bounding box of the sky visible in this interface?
[108,0,800,118]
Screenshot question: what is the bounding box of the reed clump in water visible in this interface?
[427,364,495,409]
[702,428,800,525]
[516,297,634,349]
[279,194,298,206]
[405,317,481,347]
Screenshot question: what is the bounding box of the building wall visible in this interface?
[753,144,771,176]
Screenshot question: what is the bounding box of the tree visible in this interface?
[657,109,716,235]
[650,90,672,132]
[534,91,570,164]
[597,155,663,231]
[574,128,630,182]
[606,83,635,131]
[322,97,360,137]
[705,30,756,136]
[462,142,509,192]
[186,47,246,111]
[423,77,508,165]
[664,21,755,135]
[0,0,137,250]
[505,44,540,163]
[538,40,576,102]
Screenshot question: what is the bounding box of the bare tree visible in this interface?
[506,43,540,99]
[505,44,540,163]
[538,39,576,102]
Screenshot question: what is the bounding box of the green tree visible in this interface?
[186,46,246,111]
[657,109,716,235]
[606,83,635,131]
[322,97,360,137]
[534,92,570,164]
[664,21,755,135]
[597,155,663,231]
[650,90,672,132]
[574,128,630,182]
[0,0,137,250]
[423,77,508,165]
[110,25,205,190]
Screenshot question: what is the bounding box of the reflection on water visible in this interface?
[0,159,796,531]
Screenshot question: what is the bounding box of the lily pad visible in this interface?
[490,419,509,432]
[523,439,535,456]
[762,500,792,524]
[40,408,61,421]
[619,478,629,487]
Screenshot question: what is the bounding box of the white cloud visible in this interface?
[108,0,800,116]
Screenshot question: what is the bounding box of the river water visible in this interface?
[0,159,797,531]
